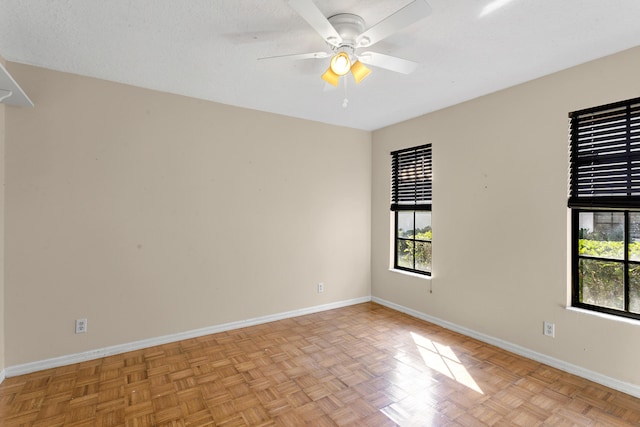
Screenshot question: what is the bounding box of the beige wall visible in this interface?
[372,46,640,386]
[0,57,5,373]
[5,46,640,389]
[4,63,371,365]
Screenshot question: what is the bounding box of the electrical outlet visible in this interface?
[317,282,324,293]
[75,318,87,334]
[543,321,555,338]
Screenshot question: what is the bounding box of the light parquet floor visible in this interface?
[1,302,639,426]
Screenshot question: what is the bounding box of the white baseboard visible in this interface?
[5,296,371,378]
[8,295,638,400]
[0,368,5,384]
[372,296,640,399]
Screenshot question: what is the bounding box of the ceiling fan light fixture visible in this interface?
[330,51,351,76]
[321,68,340,86]
[350,60,371,84]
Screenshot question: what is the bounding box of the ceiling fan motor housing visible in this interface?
[327,13,367,54]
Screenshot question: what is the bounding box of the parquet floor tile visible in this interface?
[1,302,639,426]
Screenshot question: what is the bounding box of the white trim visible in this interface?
[5,296,371,378]
[0,369,5,384]
[566,306,640,327]
[9,295,638,399]
[372,296,640,399]
[388,268,432,280]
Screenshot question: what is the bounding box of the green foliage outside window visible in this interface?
[578,237,640,313]
[399,229,432,273]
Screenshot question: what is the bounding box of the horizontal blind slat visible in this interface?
[569,98,640,208]
[391,143,432,211]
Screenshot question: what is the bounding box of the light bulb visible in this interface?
[335,56,348,71]
[330,52,351,76]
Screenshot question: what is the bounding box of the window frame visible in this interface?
[390,144,432,276]
[394,210,432,275]
[571,209,640,321]
[568,96,640,320]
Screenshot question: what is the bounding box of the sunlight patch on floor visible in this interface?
[411,332,483,394]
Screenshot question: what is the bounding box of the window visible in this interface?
[569,96,640,320]
[391,144,432,275]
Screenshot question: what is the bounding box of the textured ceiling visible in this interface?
[1,0,640,130]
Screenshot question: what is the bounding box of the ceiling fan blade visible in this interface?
[258,51,330,61]
[288,0,342,46]
[356,0,432,48]
[357,51,419,74]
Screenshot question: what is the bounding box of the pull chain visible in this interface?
[342,75,349,108]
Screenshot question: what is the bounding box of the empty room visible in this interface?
[1,0,640,426]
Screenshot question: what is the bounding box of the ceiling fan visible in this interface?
[260,0,432,87]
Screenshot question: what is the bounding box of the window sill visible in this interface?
[389,268,432,280]
[566,306,640,327]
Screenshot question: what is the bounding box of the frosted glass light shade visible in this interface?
[322,68,340,86]
[351,61,371,84]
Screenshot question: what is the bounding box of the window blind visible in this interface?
[568,97,640,208]
[391,144,432,211]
